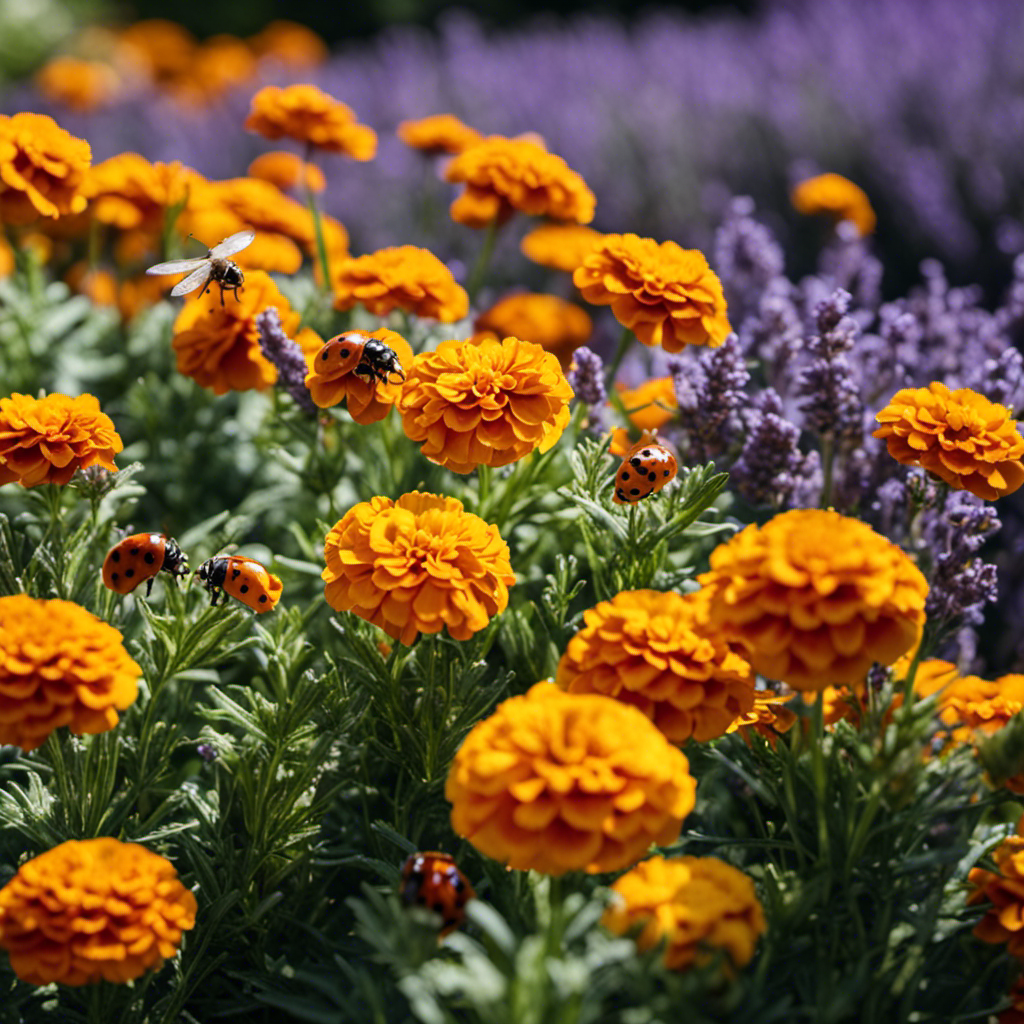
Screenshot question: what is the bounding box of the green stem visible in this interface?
[476,464,493,519]
[304,145,332,294]
[466,217,501,302]
[820,434,835,509]
[810,690,831,880]
[604,326,633,393]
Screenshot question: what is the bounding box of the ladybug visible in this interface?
[315,332,406,386]
[399,851,475,937]
[102,533,189,596]
[195,555,283,613]
[612,436,678,505]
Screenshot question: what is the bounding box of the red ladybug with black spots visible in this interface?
[315,331,406,385]
[400,851,475,937]
[612,435,678,505]
[102,533,189,596]
[195,555,282,613]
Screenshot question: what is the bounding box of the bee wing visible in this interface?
[146,256,209,276]
[169,263,213,297]
[209,228,255,259]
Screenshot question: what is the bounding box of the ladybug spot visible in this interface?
[111,550,121,563]
[648,472,657,482]
[130,547,140,555]
[231,569,241,579]
[340,348,349,357]
[240,584,249,593]
[125,569,135,578]
[664,470,670,477]
[621,471,629,480]
[144,552,156,564]
[321,350,329,360]
[630,488,641,496]
[259,595,268,603]
[630,458,642,467]
[642,449,651,457]
[111,572,119,580]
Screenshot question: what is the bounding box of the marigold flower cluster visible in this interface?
[446,683,696,875]
[474,293,592,369]
[444,136,595,228]
[602,855,765,971]
[725,691,798,747]
[520,222,603,271]
[791,172,876,236]
[574,234,732,353]
[0,392,122,488]
[398,336,573,474]
[873,382,1024,501]
[968,837,1024,958]
[397,114,483,155]
[556,590,755,743]
[0,595,140,750]
[920,669,1024,753]
[0,838,196,985]
[698,509,929,690]
[322,492,515,644]
[82,153,194,233]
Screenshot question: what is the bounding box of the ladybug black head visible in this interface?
[360,339,406,383]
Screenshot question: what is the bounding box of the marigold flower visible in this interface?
[323,491,515,644]
[171,269,300,394]
[602,855,765,971]
[556,590,755,743]
[116,273,169,323]
[331,244,468,322]
[66,263,118,308]
[35,57,121,112]
[445,135,595,228]
[174,36,257,106]
[968,836,1024,957]
[249,21,328,67]
[474,292,592,369]
[82,153,194,234]
[397,114,483,155]
[0,238,13,277]
[118,20,196,84]
[697,509,928,691]
[0,837,196,985]
[247,150,325,193]
[0,595,139,750]
[574,234,731,353]
[873,382,1024,501]
[726,690,798,747]
[929,672,1024,747]
[520,222,603,272]
[616,376,678,433]
[245,84,376,160]
[398,336,573,474]
[791,173,876,237]
[446,682,696,875]
[0,392,122,488]
[305,328,414,424]
[0,113,91,223]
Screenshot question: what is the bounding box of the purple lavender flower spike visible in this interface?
[255,308,317,415]
[714,196,784,322]
[567,346,606,407]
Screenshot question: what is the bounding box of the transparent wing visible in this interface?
[209,228,255,259]
[169,264,213,297]
[147,256,208,276]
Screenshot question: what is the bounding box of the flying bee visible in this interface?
[146,228,256,305]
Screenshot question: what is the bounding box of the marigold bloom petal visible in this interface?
[791,173,876,236]
[36,57,121,112]
[397,114,483,155]
[520,222,603,272]
[247,150,325,193]
[968,837,1024,958]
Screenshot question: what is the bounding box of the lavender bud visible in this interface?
[567,346,606,407]
[255,307,316,415]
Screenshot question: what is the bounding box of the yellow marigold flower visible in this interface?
[445,135,595,228]
[556,589,755,743]
[521,222,603,272]
[616,376,678,433]
[726,690,798,747]
[174,36,257,106]
[244,84,377,160]
[574,234,732,353]
[249,20,328,67]
[968,836,1024,957]
[331,244,468,322]
[0,837,196,985]
[791,172,876,237]
[247,150,326,193]
[171,269,298,394]
[0,392,122,488]
[930,672,1024,746]
[0,113,91,224]
[474,292,592,369]
[322,491,515,644]
[305,328,414,424]
[82,153,194,234]
[0,595,139,750]
[398,336,573,474]
[0,238,13,278]
[873,382,1024,501]
[446,682,696,875]
[118,19,197,85]
[35,57,121,112]
[602,855,765,971]
[697,509,928,691]
[397,114,483,155]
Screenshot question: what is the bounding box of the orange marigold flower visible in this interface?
[931,672,1024,747]
[0,837,196,985]
[171,269,299,394]
[322,491,515,644]
[397,114,483,155]
[331,244,468,322]
[521,222,603,272]
[174,36,257,106]
[968,836,1024,957]
[305,328,414,424]
[0,595,139,750]
[247,150,325,193]
[398,336,573,474]
[446,682,696,875]
[556,589,755,743]
[445,135,595,228]
[0,392,122,488]
[35,57,121,112]
[575,234,732,353]
[873,382,1024,501]
[244,84,376,160]
[0,238,13,278]
[116,273,169,323]
[118,20,197,85]
[82,153,194,234]
[474,292,592,369]
[697,509,928,691]
[616,376,678,433]
[65,263,118,307]
[726,690,798,747]
[249,21,328,67]
[0,113,91,224]
[791,173,876,237]
[602,855,765,971]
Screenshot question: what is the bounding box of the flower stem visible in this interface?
[604,326,633,393]
[477,463,493,519]
[304,144,332,295]
[810,690,831,879]
[466,217,500,303]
